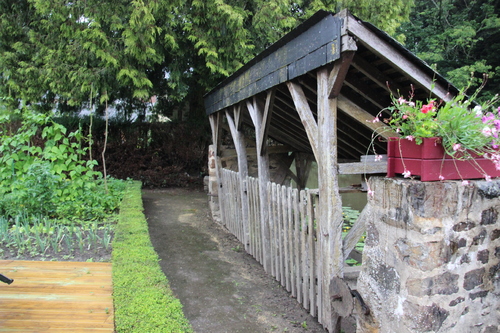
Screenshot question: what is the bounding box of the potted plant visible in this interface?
[371,80,500,182]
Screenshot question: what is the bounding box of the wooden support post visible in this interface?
[317,67,344,332]
[247,92,273,273]
[209,113,226,226]
[226,106,250,251]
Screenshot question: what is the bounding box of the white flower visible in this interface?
[402,170,411,178]
[482,126,492,137]
[474,105,483,116]
[462,180,470,186]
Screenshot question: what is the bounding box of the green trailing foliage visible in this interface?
[0,98,124,220]
[113,181,192,333]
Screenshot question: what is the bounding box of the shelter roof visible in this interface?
[204,10,457,160]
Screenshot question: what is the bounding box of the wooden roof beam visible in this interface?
[345,13,452,101]
[337,94,399,140]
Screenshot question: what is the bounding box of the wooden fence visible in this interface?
[220,168,320,316]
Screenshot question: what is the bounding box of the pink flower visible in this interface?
[402,114,408,120]
[408,101,415,107]
[406,135,414,141]
[368,189,374,197]
[482,113,495,123]
[439,175,445,181]
[375,155,383,161]
[462,180,469,186]
[402,170,411,178]
[453,143,461,151]
[398,97,406,105]
[372,117,380,123]
[485,174,492,182]
[498,106,500,113]
[421,101,435,114]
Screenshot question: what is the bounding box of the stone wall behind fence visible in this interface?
[357,177,500,333]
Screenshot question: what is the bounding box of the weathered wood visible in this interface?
[329,277,354,317]
[328,51,355,98]
[205,12,341,115]
[343,204,370,261]
[317,67,343,332]
[260,89,276,155]
[226,108,250,250]
[307,190,317,317]
[338,161,388,175]
[292,188,300,299]
[337,94,399,139]
[283,185,290,292]
[247,96,272,273]
[300,190,309,309]
[209,113,226,226]
[346,13,451,102]
[286,81,320,160]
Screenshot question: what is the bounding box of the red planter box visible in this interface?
[387,137,500,181]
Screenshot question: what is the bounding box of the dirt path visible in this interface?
[143,188,327,333]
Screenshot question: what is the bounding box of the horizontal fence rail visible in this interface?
[219,168,320,317]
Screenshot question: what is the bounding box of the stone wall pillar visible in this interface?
[206,144,220,222]
[357,177,500,333]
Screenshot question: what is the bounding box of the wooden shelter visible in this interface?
[204,10,456,332]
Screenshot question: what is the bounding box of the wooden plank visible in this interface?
[300,190,309,310]
[271,183,281,281]
[205,12,341,115]
[338,161,388,174]
[307,190,317,317]
[292,188,300,299]
[0,260,113,332]
[283,185,290,292]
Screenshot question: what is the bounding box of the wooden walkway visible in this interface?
[0,260,114,332]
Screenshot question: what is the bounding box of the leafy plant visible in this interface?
[0,99,125,220]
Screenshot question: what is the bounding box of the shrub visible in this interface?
[0,99,124,220]
[113,181,192,332]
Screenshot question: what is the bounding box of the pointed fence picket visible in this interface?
[220,168,320,317]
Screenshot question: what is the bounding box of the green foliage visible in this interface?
[0,0,414,119]
[113,181,192,333]
[399,0,500,101]
[0,214,114,259]
[0,100,124,220]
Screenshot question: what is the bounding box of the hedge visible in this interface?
[113,181,192,332]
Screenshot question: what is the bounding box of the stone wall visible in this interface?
[357,177,500,333]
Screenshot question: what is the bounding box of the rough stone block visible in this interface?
[449,297,465,307]
[477,250,490,264]
[491,229,500,241]
[406,272,459,296]
[453,220,476,232]
[472,229,488,246]
[464,268,486,290]
[481,207,498,225]
[404,301,449,332]
[395,238,451,271]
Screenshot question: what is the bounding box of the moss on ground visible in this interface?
[113,181,192,332]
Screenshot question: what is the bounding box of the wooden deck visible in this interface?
[0,260,114,332]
